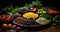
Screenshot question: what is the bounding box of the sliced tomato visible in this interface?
[48,9,59,14]
[30,8,38,12]
[6,16,12,21]
[2,16,6,20]
[33,8,37,11]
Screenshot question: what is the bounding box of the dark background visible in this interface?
[0,0,60,11]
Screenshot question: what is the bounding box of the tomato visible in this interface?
[16,27,21,31]
[48,9,59,14]
[6,15,12,21]
[2,23,7,28]
[48,9,53,14]
[30,8,38,12]
[33,8,37,11]
[30,8,34,11]
[1,15,12,21]
[53,10,59,14]
[30,8,34,10]
[0,18,2,21]
[8,24,12,28]
[2,16,6,20]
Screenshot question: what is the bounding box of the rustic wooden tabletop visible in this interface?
[38,26,60,32]
[0,26,60,32]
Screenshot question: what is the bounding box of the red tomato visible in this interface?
[48,9,59,14]
[53,11,56,14]
[53,10,59,14]
[6,16,12,21]
[2,23,7,28]
[48,9,53,14]
[16,27,21,31]
[30,8,34,10]
[0,18,2,21]
[30,8,34,11]
[30,8,38,12]
[33,8,37,11]
[8,24,12,28]
[2,16,6,20]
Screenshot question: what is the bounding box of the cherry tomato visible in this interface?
[16,27,21,31]
[2,23,7,28]
[8,24,12,28]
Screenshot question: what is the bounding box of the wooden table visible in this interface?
[38,26,60,32]
[0,26,60,32]
[24,26,60,32]
[0,21,60,32]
